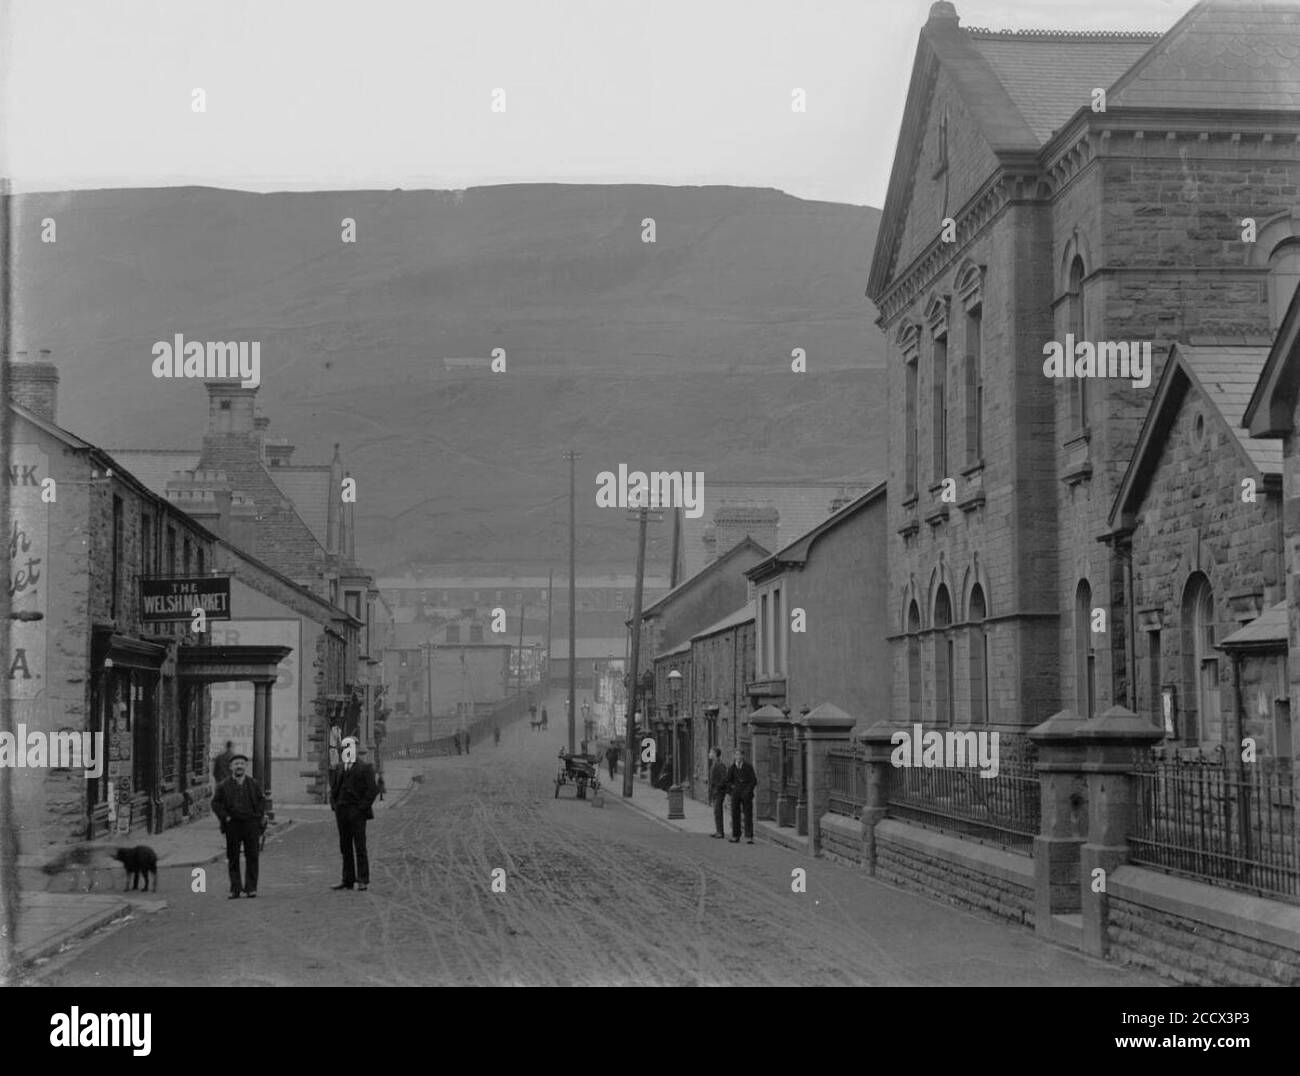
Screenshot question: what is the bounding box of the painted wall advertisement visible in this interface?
[208,619,301,760]
[6,445,48,711]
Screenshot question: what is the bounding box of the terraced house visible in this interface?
[862,0,1300,984]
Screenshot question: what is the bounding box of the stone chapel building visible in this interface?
[868,0,1300,742]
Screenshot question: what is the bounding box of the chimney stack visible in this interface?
[8,351,60,423]
[264,438,296,467]
[206,381,258,434]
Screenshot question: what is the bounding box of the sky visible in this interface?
[2,0,1195,207]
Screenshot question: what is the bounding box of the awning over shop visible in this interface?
[96,631,167,671]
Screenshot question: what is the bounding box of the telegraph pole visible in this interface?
[422,641,435,742]
[515,598,526,718]
[545,568,553,692]
[563,449,579,754]
[623,504,649,797]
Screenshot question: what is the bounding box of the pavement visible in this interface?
[12,756,422,971]
[599,764,806,849]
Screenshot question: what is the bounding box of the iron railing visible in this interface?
[1129,750,1299,904]
[827,745,867,818]
[885,733,1039,852]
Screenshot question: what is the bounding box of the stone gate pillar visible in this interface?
[1028,710,1091,947]
[1078,705,1163,958]
[857,722,902,874]
[748,705,784,820]
[800,703,856,853]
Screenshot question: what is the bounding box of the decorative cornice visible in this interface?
[875,168,1045,327]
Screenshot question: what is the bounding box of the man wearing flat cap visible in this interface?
[330,736,379,891]
[211,753,266,898]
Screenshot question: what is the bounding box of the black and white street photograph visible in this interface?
[1,0,1299,1037]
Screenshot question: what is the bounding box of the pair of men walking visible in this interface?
[708,747,757,843]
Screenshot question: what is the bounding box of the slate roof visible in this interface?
[1245,270,1300,436]
[199,432,327,585]
[1110,0,1300,111]
[267,464,332,549]
[104,449,201,497]
[1181,343,1284,474]
[968,32,1156,144]
[1219,601,1288,648]
[641,536,770,620]
[690,601,756,643]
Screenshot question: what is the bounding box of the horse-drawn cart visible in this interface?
[554,749,600,799]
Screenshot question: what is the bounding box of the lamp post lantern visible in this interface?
[667,668,684,819]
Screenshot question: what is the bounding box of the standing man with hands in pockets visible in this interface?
[330,736,380,891]
[212,753,266,898]
[726,748,757,844]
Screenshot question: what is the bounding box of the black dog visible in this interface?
[112,845,158,892]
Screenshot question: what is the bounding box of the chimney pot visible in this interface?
[928,2,959,25]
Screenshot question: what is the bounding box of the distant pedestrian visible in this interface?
[726,748,757,844]
[211,753,266,898]
[454,729,463,755]
[541,706,549,731]
[529,704,538,730]
[494,725,501,747]
[212,741,235,784]
[330,737,379,891]
[708,747,729,839]
[605,745,618,779]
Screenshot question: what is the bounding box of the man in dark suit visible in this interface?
[330,736,380,891]
[708,747,729,839]
[725,748,757,844]
[211,753,266,898]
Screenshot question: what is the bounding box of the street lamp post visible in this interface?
[667,668,684,820]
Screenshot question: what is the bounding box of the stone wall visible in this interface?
[873,820,1035,928]
[1106,865,1300,986]
[817,812,863,867]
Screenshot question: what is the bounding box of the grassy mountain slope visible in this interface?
[12,184,887,572]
